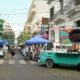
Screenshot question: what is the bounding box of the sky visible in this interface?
[0,0,32,37]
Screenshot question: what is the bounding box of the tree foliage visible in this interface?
[17,31,31,44]
[0,19,5,39]
[0,19,4,30]
[3,32,15,43]
[32,31,38,37]
[0,19,4,24]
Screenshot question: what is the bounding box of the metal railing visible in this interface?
[53,0,75,19]
[63,0,75,12]
[54,10,63,19]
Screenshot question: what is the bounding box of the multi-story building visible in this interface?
[47,0,80,44]
[24,0,50,33]
[48,0,80,27]
[3,24,13,33]
[23,25,31,33]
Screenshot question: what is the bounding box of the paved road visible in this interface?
[0,53,80,80]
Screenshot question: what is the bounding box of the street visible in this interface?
[0,53,80,80]
[0,0,80,80]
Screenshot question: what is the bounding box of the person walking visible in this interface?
[10,46,15,59]
[30,46,33,60]
[28,46,31,60]
[4,45,12,60]
[3,45,8,59]
[25,46,28,59]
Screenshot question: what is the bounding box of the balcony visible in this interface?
[53,10,67,24]
[63,0,75,13]
[66,5,80,17]
[54,10,62,19]
[53,0,80,22]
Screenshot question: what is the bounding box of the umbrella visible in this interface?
[0,40,6,45]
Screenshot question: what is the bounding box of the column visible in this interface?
[55,27,60,43]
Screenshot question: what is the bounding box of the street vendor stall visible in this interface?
[24,35,51,61]
[24,35,50,44]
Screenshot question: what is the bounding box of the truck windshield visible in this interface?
[47,43,53,50]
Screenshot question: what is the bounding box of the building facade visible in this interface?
[24,0,50,34]
[3,23,15,44]
[47,0,80,44]
[48,0,80,27]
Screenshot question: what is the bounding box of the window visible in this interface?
[43,44,47,51]
[77,21,80,27]
[47,43,53,50]
[50,7,54,21]
[42,43,53,51]
[75,0,80,5]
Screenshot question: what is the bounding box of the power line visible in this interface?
[0,8,29,11]
[0,13,27,16]
[0,11,49,16]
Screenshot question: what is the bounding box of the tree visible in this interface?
[3,32,15,44]
[0,19,4,29]
[0,19,5,39]
[17,31,31,44]
[32,31,39,37]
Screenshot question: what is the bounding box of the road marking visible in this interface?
[29,61,38,64]
[0,60,38,65]
[19,60,26,64]
[0,60,4,64]
[8,60,15,64]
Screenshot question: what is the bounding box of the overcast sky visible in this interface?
[0,0,32,37]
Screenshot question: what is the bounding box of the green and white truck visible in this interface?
[38,27,80,68]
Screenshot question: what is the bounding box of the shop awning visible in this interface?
[0,40,6,45]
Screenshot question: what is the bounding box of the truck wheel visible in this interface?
[77,63,80,71]
[46,60,54,68]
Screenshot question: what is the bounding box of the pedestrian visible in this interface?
[32,45,35,60]
[25,46,28,59]
[30,46,33,60]
[11,46,15,59]
[3,45,8,59]
[34,49,37,61]
[28,46,31,60]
